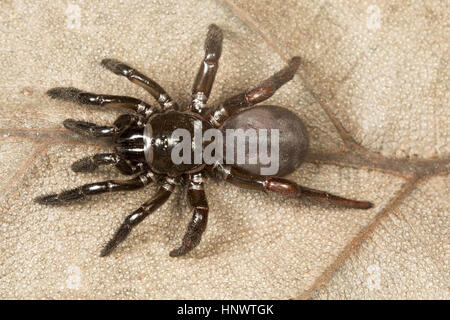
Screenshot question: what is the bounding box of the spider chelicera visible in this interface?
[35,24,373,257]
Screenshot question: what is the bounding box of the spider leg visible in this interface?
[100,180,175,257]
[71,153,120,172]
[34,170,158,205]
[70,153,143,175]
[47,87,155,118]
[170,173,209,257]
[215,165,373,209]
[206,57,301,127]
[101,58,178,111]
[63,119,117,138]
[189,24,223,114]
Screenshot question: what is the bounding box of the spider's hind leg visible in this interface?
[216,165,374,209]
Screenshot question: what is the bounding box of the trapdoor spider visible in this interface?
[35,24,373,257]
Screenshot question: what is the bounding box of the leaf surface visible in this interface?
[0,0,448,299]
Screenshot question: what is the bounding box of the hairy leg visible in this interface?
[190,24,223,113]
[47,87,155,118]
[170,173,209,257]
[101,58,178,110]
[71,153,120,172]
[35,170,158,205]
[207,57,301,127]
[216,165,373,209]
[70,153,143,175]
[63,119,117,138]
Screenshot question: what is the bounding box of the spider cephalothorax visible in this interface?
[35,24,373,257]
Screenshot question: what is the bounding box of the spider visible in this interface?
[35,24,373,257]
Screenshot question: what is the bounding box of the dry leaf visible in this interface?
[0,0,448,299]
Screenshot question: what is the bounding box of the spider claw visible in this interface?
[169,247,184,257]
[48,87,108,106]
[63,119,117,138]
[63,119,91,136]
[205,24,223,57]
[169,243,195,257]
[101,58,131,77]
[357,201,374,209]
[99,246,113,257]
[63,118,78,129]
[47,87,90,104]
[71,157,98,172]
[34,194,59,205]
[169,233,201,257]
[169,243,193,257]
[289,56,302,70]
[35,188,86,205]
[100,224,132,257]
[47,87,83,102]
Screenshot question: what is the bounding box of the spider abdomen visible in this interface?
[220,105,309,177]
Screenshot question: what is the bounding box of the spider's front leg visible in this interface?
[206,57,301,127]
[62,119,117,138]
[34,170,159,205]
[70,153,143,175]
[101,58,178,111]
[70,153,121,173]
[170,173,209,257]
[215,165,373,209]
[63,114,145,175]
[47,87,156,118]
[189,24,223,114]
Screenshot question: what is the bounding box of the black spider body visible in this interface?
[144,110,212,176]
[113,106,307,178]
[36,24,373,257]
